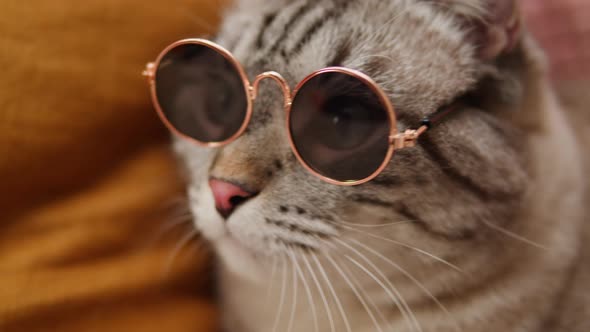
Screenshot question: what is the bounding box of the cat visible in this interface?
[172,0,589,331]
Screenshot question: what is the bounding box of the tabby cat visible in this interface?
[171,0,589,331]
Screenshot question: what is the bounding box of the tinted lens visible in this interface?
[155,43,248,143]
[290,72,392,182]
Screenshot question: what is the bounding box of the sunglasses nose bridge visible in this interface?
[251,71,293,108]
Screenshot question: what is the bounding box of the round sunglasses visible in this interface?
[143,39,456,186]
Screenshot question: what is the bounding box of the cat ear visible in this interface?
[445,0,522,60]
[476,0,522,59]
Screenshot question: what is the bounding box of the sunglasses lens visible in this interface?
[290,72,392,183]
[155,43,248,143]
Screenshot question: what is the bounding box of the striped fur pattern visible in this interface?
[173,0,588,331]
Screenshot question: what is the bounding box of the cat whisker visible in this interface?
[264,255,279,310]
[287,248,299,332]
[345,255,418,332]
[336,238,423,332]
[160,197,193,222]
[158,215,193,234]
[338,256,394,331]
[160,195,190,211]
[334,222,464,273]
[339,219,415,228]
[348,238,463,332]
[314,234,391,330]
[272,258,289,332]
[289,249,320,332]
[301,251,336,332]
[165,207,192,219]
[143,215,195,251]
[311,251,352,332]
[146,195,193,246]
[163,227,201,276]
[323,250,385,332]
[480,219,550,251]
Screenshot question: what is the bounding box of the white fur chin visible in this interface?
[216,237,264,282]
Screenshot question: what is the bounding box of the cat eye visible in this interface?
[143,38,456,186]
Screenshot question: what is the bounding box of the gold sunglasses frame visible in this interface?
[143,38,432,186]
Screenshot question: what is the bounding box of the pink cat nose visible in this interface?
[209,178,257,219]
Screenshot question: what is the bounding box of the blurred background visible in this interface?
[0,1,587,331]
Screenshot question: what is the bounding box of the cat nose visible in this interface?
[209,178,258,219]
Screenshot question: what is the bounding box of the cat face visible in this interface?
[174,0,529,278]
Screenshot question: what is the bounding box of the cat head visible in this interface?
[174,0,533,278]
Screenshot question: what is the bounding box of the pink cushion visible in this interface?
[523,0,590,80]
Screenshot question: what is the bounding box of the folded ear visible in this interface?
[477,0,522,59]
[441,0,522,60]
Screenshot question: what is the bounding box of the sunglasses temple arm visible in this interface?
[420,103,458,129]
[391,104,458,149]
